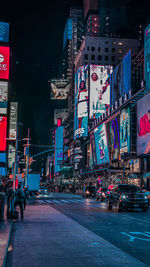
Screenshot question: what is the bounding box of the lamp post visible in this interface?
[14,122,23,190]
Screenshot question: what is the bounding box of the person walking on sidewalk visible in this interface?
[14,184,25,219]
[6,186,14,218]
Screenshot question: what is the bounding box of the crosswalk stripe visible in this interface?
[52,200,62,204]
[61,200,69,203]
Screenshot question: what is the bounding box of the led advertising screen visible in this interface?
[54,109,68,126]
[110,50,131,105]
[0,81,8,102]
[50,79,71,100]
[0,102,7,115]
[144,23,150,89]
[0,46,10,80]
[74,65,89,140]
[107,115,120,161]
[0,116,7,151]
[0,153,6,163]
[90,65,113,119]
[137,92,150,155]
[120,107,130,154]
[54,126,63,173]
[0,23,9,42]
[8,144,15,168]
[9,102,18,140]
[94,123,109,164]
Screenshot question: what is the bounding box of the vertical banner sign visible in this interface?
[9,102,18,140]
[0,81,8,102]
[120,107,130,154]
[54,126,64,174]
[144,23,150,89]
[0,116,7,151]
[0,46,10,80]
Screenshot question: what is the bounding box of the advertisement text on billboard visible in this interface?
[9,102,18,140]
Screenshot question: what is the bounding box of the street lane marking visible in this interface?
[121,232,150,242]
[61,200,69,203]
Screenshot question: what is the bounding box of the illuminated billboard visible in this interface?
[0,81,8,102]
[110,50,131,105]
[94,123,109,164]
[90,65,113,119]
[0,102,7,115]
[0,46,10,80]
[0,116,7,151]
[120,107,130,154]
[9,102,18,140]
[0,153,6,163]
[74,65,89,140]
[144,23,150,89]
[54,126,63,173]
[0,22,9,42]
[54,109,68,126]
[137,92,150,155]
[8,144,15,168]
[50,79,71,100]
[107,115,120,161]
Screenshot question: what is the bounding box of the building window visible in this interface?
[112,56,115,61]
[105,56,108,61]
[112,47,116,52]
[84,61,88,65]
[87,46,89,51]
[91,46,95,51]
[98,47,101,52]
[105,47,109,52]
[118,49,122,54]
[118,42,123,46]
[91,55,95,60]
[84,54,88,60]
[98,55,102,61]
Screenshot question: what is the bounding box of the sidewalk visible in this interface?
[6,204,147,267]
[0,220,12,267]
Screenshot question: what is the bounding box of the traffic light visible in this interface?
[28,157,33,165]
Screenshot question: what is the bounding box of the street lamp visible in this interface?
[14,122,23,190]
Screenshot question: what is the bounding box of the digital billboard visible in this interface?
[74,65,89,140]
[9,102,18,140]
[144,23,150,89]
[54,126,63,173]
[89,65,113,119]
[120,107,130,154]
[54,109,68,126]
[50,79,71,100]
[110,50,131,105]
[0,81,8,102]
[8,144,15,169]
[94,123,109,164]
[0,23,9,42]
[0,102,7,115]
[0,46,10,80]
[0,153,6,163]
[0,116,7,151]
[107,115,120,161]
[137,92,150,155]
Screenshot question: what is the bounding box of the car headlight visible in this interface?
[102,192,105,197]
[144,195,148,199]
[121,194,128,199]
[86,191,90,194]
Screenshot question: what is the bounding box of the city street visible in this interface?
[6,193,150,266]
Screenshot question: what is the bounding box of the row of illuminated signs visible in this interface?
[93,107,130,165]
[54,126,64,174]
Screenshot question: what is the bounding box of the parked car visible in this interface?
[82,186,96,198]
[96,187,108,201]
[107,184,149,212]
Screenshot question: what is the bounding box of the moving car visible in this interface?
[39,186,48,195]
[96,187,108,201]
[107,184,149,212]
[82,186,96,198]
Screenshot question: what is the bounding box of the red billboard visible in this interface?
[0,46,10,80]
[0,116,7,151]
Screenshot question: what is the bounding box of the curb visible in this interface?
[2,222,13,267]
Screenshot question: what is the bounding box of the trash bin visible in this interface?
[0,193,5,222]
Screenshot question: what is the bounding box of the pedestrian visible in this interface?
[6,186,14,218]
[14,184,25,219]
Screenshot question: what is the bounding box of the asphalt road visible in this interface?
[6,193,150,266]
[35,193,150,266]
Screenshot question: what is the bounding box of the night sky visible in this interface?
[0,0,82,171]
